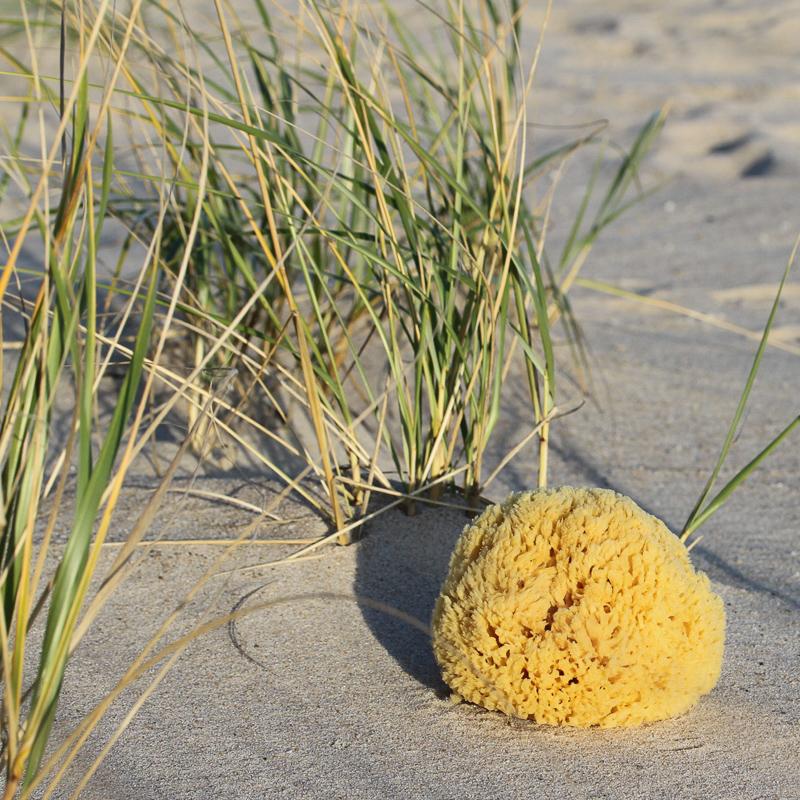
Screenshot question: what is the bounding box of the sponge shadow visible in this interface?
[353,502,470,691]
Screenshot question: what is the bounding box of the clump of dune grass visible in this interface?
[110,0,664,535]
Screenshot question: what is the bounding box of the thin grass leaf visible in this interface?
[682,235,800,540]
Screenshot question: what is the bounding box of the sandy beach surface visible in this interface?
[25,1,800,797]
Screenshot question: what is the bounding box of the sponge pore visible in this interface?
[431,487,725,727]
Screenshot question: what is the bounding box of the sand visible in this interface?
[12,0,800,797]
[537,0,800,182]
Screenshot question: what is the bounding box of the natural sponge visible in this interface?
[431,487,725,727]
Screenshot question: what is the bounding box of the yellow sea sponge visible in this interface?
[431,487,725,727]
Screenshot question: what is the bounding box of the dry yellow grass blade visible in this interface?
[577,276,800,357]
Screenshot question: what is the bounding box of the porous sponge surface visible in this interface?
[431,487,725,727]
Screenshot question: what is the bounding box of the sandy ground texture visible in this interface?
[16,1,800,798]
[535,0,800,182]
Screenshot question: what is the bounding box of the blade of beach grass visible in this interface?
[681,234,800,542]
[575,276,800,357]
[682,413,800,541]
[551,108,667,321]
[18,76,175,780]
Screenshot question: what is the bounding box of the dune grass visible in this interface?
[0,0,795,796]
[110,0,666,524]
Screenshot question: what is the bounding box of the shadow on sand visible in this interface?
[352,500,472,691]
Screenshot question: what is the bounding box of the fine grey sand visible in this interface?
[20,1,800,797]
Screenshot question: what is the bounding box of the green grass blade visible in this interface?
[682,414,800,541]
[682,236,799,538]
